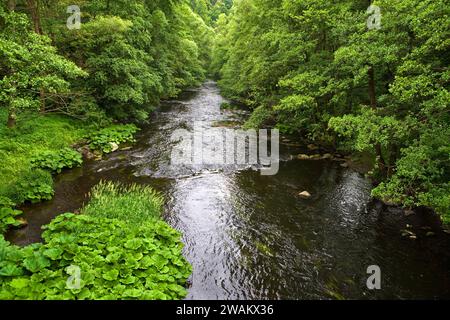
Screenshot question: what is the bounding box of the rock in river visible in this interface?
[299,191,312,199]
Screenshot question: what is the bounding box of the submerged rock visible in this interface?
[14,217,28,228]
[78,145,95,160]
[401,229,417,240]
[299,191,312,199]
[297,154,311,160]
[109,142,119,152]
[310,154,322,160]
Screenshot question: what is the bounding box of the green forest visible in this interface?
[0,0,449,300]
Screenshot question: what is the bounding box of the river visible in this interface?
[7,81,450,299]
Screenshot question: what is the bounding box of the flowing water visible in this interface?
[8,81,450,299]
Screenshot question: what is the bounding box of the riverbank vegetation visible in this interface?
[0,0,448,300]
[0,0,216,232]
[0,0,219,299]
[0,182,191,300]
[211,0,449,223]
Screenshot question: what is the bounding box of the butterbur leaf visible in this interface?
[9,278,29,289]
[0,264,24,277]
[43,248,64,260]
[102,269,119,281]
[123,288,142,298]
[23,254,51,273]
[152,254,168,270]
[4,217,17,225]
[124,238,143,250]
[120,275,136,285]
[105,252,121,263]
[139,256,153,268]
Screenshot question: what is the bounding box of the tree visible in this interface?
[0,5,86,127]
[214,0,449,220]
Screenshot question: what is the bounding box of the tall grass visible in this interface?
[81,181,164,225]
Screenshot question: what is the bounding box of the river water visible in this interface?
[8,81,450,299]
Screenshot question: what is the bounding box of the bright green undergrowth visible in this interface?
[31,148,83,174]
[0,197,22,234]
[82,181,163,224]
[0,215,191,300]
[0,110,142,234]
[2,169,54,205]
[0,207,23,234]
[0,182,192,300]
[0,110,88,205]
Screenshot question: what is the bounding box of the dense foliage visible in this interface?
[0,3,86,128]
[4,168,54,204]
[0,0,216,228]
[1,0,216,124]
[212,0,449,221]
[0,182,192,300]
[82,181,164,224]
[31,147,83,174]
[0,207,23,234]
[87,124,139,154]
[0,109,138,210]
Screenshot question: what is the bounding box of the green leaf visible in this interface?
[102,269,119,281]
[23,254,51,273]
[9,278,29,290]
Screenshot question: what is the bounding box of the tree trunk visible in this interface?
[368,66,386,176]
[40,88,46,113]
[8,0,16,11]
[7,110,16,128]
[368,66,377,109]
[26,0,46,111]
[7,1,17,127]
[388,143,398,177]
[27,0,42,34]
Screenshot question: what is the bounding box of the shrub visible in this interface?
[0,182,192,300]
[82,181,163,224]
[243,105,274,130]
[0,215,191,300]
[31,148,83,174]
[0,111,90,207]
[0,197,15,208]
[88,124,139,154]
[4,169,54,204]
[0,208,23,234]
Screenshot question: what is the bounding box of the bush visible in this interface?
[243,105,274,130]
[0,181,192,300]
[82,181,163,224]
[0,208,23,234]
[3,169,54,204]
[371,129,450,222]
[0,111,90,207]
[88,124,139,154]
[31,148,83,174]
[0,197,23,234]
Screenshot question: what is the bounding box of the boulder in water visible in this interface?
[299,191,312,199]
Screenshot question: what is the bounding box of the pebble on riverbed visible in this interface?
[299,191,312,199]
[401,229,418,240]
